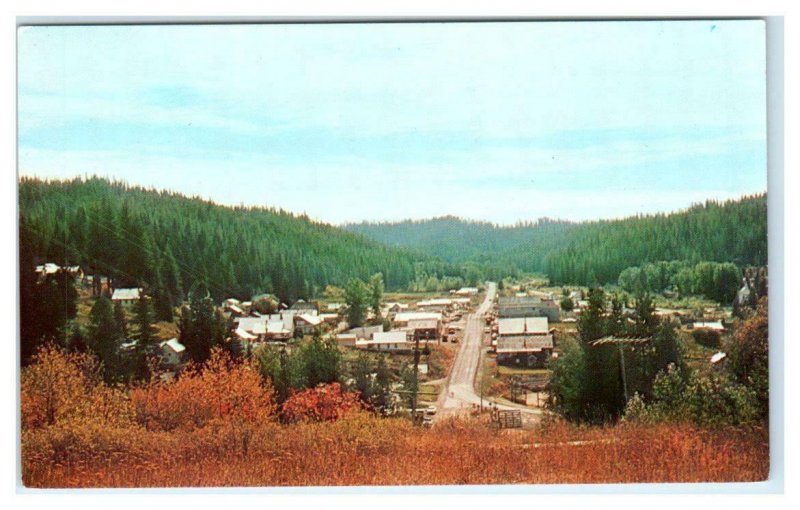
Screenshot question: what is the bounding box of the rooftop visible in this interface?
[111,288,141,301]
[496,334,554,353]
[497,317,549,335]
[160,338,186,353]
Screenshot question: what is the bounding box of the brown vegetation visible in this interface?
[21,346,768,488]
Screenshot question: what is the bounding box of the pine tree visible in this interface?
[183,294,226,363]
[88,296,122,382]
[114,300,128,339]
[344,279,369,327]
[368,273,385,318]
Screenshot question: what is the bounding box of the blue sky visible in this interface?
[17,21,767,225]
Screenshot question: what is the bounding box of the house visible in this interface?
[451,298,471,309]
[295,313,323,335]
[326,303,345,312]
[357,331,411,352]
[495,334,554,367]
[454,287,479,296]
[344,324,384,339]
[497,316,549,336]
[494,317,552,367]
[35,262,61,277]
[319,313,339,325]
[497,296,560,322]
[335,333,358,347]
[235,327,259,343]
[35,263,84,282]
[289,300,319,314]
[159,338,187,367]
[235,313,295,341]
[417,298,453,312]
[403,318,441,343]
[266,318,294,340]
[393,312,442,328]
[382,302,410,318]
[236,317,269,340]
[111,288,142,304]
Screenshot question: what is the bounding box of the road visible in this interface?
[440,282,495,412]
[438,282,544,421]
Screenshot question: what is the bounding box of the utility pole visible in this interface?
[410,332,420,424]
[618,342,628,403]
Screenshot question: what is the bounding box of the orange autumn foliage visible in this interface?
[281,383,364,423]
[21,345,134,430]
[20,345,769,488]
[129,348,277,431]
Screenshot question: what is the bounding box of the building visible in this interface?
[497,296,560,322]
[111,288,142,304]
[495,316,552,367]
[393,311,442,328]
[295,313,323,335]
[403,318,441,343]
[495,334,554,367]
[266,319,294,340]
[235,314,295,341]
[335,333,358,347]
[454,287,479,296]
[343,324,384,339]
[289,299,319,314]
[451,297,471,309]
[319,313,339,325]
[357,330,411,351]
[336,324,385,347]
[159,338,187,367]
[497,317,550,336]
[326,303,345,312]
[236,317,269,340]
[416,298,453,313]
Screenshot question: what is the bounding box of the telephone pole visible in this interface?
[410,332,420,424]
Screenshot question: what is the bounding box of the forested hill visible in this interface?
[345,216,577,265]
[18,177,461,305]
[346,194,768,286]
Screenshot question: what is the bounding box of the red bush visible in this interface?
[281,383,364,423]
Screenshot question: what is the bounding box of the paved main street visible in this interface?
[438,282,543,422]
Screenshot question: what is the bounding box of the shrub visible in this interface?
[21,345,135,430]
[130,348,277,431]
[281,383,364,423]
[726,297,768,419]
[692,328,721,348]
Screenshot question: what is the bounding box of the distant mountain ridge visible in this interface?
[345,193,768,285]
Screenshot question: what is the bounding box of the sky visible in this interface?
[17,21,767,225]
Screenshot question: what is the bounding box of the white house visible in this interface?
[160,338,187,366]
[357,331,411,351]
[295,313,323,335]
[111,288,142,304]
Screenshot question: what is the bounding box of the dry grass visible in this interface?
[22,415,768,488]
[20,345,769,489]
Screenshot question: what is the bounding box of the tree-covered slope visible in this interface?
[346,194,768,286]
[18,177,460,304]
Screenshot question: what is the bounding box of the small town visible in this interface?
[15,18,774,492]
